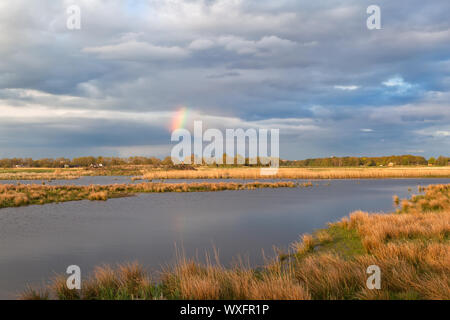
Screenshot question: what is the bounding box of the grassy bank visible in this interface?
[22,184,450,300]
[0,181,301,209]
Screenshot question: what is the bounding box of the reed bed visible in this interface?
[22,184,450,300]
[0,170,83,180]
[3,166,449,181]
[0,181,298,209]
[0,166,146,180]
[141,167,450,180]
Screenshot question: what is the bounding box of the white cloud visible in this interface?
[151,0,296,34]
[188,39,216,50]
[435,131,450,137]
[334,85,360,91]
[382,76,413,92]
[415,127,450,139]
[217,35,297,56]
[0,88,319,135]
[0,103,171,124]
[83,40,189,61]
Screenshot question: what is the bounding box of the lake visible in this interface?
[0,178,448,299]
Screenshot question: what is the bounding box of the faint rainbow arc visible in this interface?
[171,107,188,131]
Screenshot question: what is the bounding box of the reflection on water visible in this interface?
[0,178,448,298]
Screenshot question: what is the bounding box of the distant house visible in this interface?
[388,162,395,167]
[15,164,24,168]
[89,163,103,168]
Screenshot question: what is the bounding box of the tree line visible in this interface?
[283,155,450,167]
[0,156,173,168]
[0,154,448,168]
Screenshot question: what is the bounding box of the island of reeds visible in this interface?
[0,181,304,209]
[22,184,450,300]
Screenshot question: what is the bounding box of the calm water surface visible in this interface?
[0,178,448,298]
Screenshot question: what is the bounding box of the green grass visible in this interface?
[281,224,366,264]
[313,225,366,258]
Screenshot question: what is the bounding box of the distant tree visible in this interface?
[161,156,173,166]
[436,156,449,166]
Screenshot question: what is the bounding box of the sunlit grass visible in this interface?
[141,167,450,180]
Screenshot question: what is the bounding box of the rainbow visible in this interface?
[171,106,188,131]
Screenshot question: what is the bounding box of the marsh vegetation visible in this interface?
[0,181,300,209]
[140,167,450,180]
[1,165,449,182]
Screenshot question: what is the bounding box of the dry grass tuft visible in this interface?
[88,191,108,201]
[292,234,315,255]
[161,257,311,300]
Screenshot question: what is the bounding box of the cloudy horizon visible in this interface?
[1,0,449,160]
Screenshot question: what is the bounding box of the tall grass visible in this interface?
[141,167,450,180]
[0,170,83,180]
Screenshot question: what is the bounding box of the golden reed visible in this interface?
[142,167,450,180]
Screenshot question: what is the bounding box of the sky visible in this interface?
[0,0,449,159]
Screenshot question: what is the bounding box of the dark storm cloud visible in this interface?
[0,0,449,158]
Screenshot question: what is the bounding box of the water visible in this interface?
[0,178,448,299]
